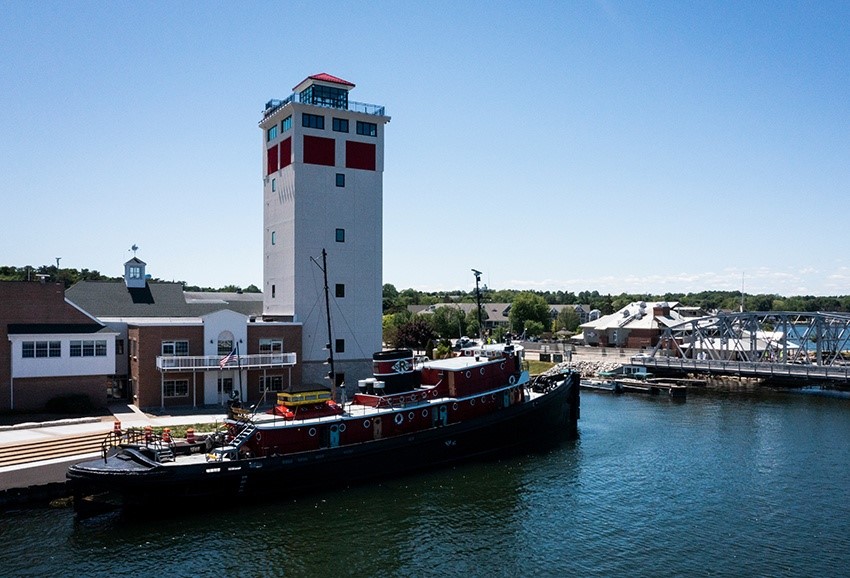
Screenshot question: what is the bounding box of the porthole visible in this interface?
[408,412,415,421]
[422,409,429,418]
[363,420,371,428]
[470,398,476,406]
[465,371,471,378]
[308,427,317,437]
[339,423,346,433]
[480,367,485,375]
[452,402,459,410]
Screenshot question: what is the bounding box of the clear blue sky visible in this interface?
[1,2,847,297]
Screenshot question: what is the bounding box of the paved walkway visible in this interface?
[0,404,228,493]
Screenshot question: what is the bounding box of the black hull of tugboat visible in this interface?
[68,374,578,512]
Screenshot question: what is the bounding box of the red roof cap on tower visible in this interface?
[293,73,355,92]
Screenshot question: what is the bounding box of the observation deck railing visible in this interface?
[156,353,297,372]
[262,93,386,120]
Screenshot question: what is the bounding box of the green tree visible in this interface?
[382,283,400,313]
[393,316,436,351]
[509,292,551,335]
[556,307,581,332]
[382,310,412,346]
[431,306,467,339]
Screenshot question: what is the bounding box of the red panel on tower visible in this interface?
[303,135,335,166]
[280,137,292,169]
[267,144,279,175]
[345,140,376,171]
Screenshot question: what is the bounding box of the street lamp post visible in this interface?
[472,269,482,343]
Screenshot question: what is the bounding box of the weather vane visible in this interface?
[130,244,139,256]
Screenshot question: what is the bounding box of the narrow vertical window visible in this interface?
[335,339,345,353]
[335,228,345,243]
[335,283,345,298]
[336,173,345,187]
[271,231,276,245]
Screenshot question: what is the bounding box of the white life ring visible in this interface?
[509,375,516,385]
[394,413,403,425]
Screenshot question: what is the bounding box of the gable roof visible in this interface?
[65,281,263,319]
[293,73,355,92]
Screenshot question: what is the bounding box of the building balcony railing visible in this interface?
[262,93,386,120]
[156,353,297,372]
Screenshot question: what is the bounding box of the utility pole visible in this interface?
[472,269,482,343]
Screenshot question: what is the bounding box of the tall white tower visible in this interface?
[260,73,390,387]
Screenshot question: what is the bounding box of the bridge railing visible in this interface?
[631,356,850,381]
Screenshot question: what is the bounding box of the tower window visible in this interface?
[282,115,292,132]
[336,173,345,187]
[333,118,349,133]
[302,113,325,129]
[356,121,377,137]
[335,283,345,298]
[271,231,276,245]
[335,339,345,353]
[267,125,278,142]
[129,266,142,279]
[272,284,276,298]
[300,84,348,109]
[271,178,276,192]
[335,228,345,243]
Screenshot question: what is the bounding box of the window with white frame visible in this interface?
[164,380,189,398]
[70,339,107,357]
[259,375,285,392]
[218,377,233,395]
[162,340,189,356]
[22,340,61,358]
[259,338,283,354]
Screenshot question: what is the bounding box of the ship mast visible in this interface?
[312,249,336,401]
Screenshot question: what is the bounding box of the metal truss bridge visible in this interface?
[632,311,850,383]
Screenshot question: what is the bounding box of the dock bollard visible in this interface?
[162,428,172,443]
[186,428,195,443]
[144,425,153,443]
[113,420,121,433]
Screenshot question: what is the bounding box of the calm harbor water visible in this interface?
[3,388,850,577]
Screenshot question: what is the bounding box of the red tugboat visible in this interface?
[68,343,579,512]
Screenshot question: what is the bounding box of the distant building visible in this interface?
[579,301,702,348]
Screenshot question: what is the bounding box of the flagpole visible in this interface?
[236,341,243,403]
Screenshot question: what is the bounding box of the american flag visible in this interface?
[219,348,236,369]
